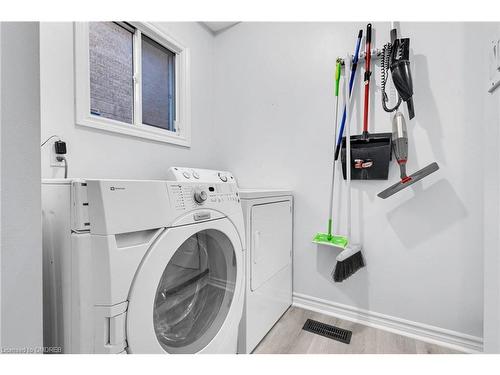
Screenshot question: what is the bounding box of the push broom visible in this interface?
[312,59,348,248]
[333,55,364,283]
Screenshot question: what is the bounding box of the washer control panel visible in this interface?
[167,167,236,184]
[167,182,240,211]
[193,186,208,204]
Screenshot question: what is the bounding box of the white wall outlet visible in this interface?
[488,38,500,93]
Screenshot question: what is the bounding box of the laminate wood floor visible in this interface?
[253,307,463,354]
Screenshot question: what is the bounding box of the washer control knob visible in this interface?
[193,187,208,204]
[218,172,228,182]
[182,171,191,179]
[192,170,200,179]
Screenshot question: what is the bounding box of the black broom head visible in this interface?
[333,250,365,282]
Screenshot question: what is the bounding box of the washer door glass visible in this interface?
[153,229,237,353]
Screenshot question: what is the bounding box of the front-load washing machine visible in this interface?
[42,177,245,353]
[165,168,293,354]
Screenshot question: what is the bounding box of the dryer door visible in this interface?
[126,218,243,354]
[250,200,292,291]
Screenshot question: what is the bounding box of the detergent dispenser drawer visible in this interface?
[250,201,292,291]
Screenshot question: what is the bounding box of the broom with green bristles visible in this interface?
[312,59,348,249]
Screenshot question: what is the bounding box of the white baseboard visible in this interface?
[293,293,483,353]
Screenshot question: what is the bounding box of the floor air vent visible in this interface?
[302,319,352,344]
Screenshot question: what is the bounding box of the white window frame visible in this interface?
[74,22,191,147]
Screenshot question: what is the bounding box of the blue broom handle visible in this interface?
[334,31,362,160]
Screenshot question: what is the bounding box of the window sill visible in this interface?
[76,116,190,147]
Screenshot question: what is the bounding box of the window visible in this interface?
[141,35,176,131]
[75,22,191,146]
[89,22,134,124]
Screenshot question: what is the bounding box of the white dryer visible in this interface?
[42,177,245,354]
[238,189,293,354]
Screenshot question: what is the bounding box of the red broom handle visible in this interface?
[363,23,372,134]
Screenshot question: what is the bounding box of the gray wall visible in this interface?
[0,22,43,351]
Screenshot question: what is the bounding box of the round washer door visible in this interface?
[126,218,243,354]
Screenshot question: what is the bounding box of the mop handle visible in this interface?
[327,60,343,236]
[345,55,352,240]
[363,23,372,134]
[334,30,363,160]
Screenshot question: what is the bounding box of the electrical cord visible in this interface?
[381,43,402,113]
[56,156,68,179]
[41,135,68,179]
[40,134,61,148]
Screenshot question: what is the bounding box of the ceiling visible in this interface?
[202,22,240,34]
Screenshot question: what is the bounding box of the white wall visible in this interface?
[0,22,43,351]
[482,23,500,353]
[40,22,217,180]
[213,22,488,338]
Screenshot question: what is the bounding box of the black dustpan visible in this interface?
[341,132,392,180]
[341,23,392,180]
